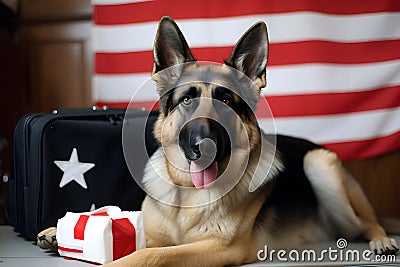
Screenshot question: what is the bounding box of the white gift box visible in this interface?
[57,206,145,264]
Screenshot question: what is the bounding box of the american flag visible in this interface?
[91,0,400,161]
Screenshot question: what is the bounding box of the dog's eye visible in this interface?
[222,95,233,106]
[182,96,192,105]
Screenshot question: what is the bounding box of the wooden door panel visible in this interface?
[20,21,92,112]
[20,0,91,21]
[345,149,400,218]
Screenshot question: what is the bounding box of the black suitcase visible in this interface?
[8,107,159,240]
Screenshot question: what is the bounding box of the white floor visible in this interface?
[0,225,399,266]
[0,226,92,267]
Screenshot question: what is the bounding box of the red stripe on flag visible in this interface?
[112,218,136,261]
[74,215,89,240]
[95,51,153,74]
[194,40,400,66]
[95,85,400,117]
[94,0,400,25]
[269,40,400,66]
[261,85,400,117]
[95,40,400,74]
[324,131,400,161]
[96,101,158,110]
[96,101,129,109]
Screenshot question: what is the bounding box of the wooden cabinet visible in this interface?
[18,0,92,112]
[345,150,400,219]
[20,0,91,21]
[19,21,92,112]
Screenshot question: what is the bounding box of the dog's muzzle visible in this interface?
[179,118,229,162]
[179,118,230,189]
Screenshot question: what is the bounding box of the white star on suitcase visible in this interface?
[54,148,95,189]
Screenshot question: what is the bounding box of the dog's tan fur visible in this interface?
[101,17,397,267]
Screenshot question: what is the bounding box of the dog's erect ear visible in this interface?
[225,22,269,89]
[152,16,195,75]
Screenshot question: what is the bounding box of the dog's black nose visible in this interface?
[189,137,209,161]
[191,143,201,158]
[179,118,229,162]
[189,138,217,168]
[190,137,215,159]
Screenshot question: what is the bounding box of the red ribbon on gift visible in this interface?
[59,211,137,261]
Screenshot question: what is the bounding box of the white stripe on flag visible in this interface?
[93,59,400,102]
[260,107,400,144]
[93,74,156,102]
[264,59,400,95]
[93,13,400,52]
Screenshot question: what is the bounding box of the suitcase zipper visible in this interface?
[12,113,43,236]
[22,114,42,188]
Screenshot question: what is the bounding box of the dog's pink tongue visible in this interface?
[190,161,218,189]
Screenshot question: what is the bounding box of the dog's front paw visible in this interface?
[37,227,58,251]
[369,237,399,255]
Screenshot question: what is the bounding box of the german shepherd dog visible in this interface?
[38,17,398,266]
[101,16,399,266]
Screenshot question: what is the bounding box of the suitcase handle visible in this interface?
[51,106,123,115]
